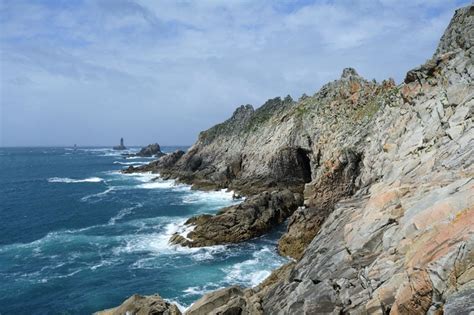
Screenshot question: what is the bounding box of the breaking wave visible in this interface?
[48,177,103,183]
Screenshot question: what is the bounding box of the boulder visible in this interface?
[94,294,181,315]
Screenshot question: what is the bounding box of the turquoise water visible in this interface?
[0,147,287,314]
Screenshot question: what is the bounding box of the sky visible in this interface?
[0,0,470,146]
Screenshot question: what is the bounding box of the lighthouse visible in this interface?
[113,137,127,150]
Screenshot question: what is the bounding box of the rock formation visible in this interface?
[103,5,473,315]
[126,143,166,158]
[169,190,303,247]
[94,294,181,315]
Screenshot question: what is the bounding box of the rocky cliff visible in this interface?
[106,5,473,315]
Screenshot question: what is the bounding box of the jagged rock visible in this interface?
[94,294,181,315]
[185,286,247,315]
[170,190,303,247]
[122,143,165,158]
[135,143,165,157]
[157,150,185,168]
[277,207,325,260]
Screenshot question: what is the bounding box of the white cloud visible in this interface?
[0,0,470,146]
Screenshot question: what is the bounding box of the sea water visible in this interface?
[0,147,287,314]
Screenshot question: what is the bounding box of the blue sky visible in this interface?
[0,0,470,146]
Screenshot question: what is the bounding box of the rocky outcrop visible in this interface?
[135,143,165,157]
[170,190,302,247]
[122,150,184,174]
[184,263,296,315]
[185,286,248,315]
[122,143,165,158]
[95,294,181,315]
[106,5,474,315]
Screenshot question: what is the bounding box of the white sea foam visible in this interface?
[81,187,114,202]
[183,285,224,297]
[182,189,236,204]
[113,161,149,166]
[124,156,155,160]
[108,203,143,225]
[222,246,287,287]
[116,171,159,182]
[165,299,189,313]
[48,177,103,183]
[138,181,176,189]
[117,218,227,258]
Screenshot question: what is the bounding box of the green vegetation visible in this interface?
[353,99,380,121]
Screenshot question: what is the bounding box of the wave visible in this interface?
[182,189,237,205]
[48,177,103,183]
[118,219,227,258]
[117,171,159,182]
[222,246,287,287]
[124,156,155,160]
[81,187,114,202]
[165,299,188,313]
[113,161,149,166]
[183,284,224,297]
[108,203,143,225]
[137,181,177,189]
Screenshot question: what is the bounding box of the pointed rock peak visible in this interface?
[231,104,254,120]
[284,95,294,103]
[435,4,473,56]
[341,67,360,79]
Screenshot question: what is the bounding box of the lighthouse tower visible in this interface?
[113,137,127,150]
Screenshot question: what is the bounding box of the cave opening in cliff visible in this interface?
[296,148,312,183]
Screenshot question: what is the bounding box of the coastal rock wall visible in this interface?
[212,5,474,314]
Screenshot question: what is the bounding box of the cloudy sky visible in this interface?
[0,0,470,146]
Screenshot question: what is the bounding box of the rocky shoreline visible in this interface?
[99,5,473,315]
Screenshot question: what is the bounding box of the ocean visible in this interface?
[0,147,287,314]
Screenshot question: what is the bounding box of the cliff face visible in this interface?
[110,5,473,315]
[160,69,388,197]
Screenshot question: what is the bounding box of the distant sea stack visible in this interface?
[113,138,127,150]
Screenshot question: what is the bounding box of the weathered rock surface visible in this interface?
[279,148,362,259]
[94,294,181,315]
[106,5,474,315]
[170,189,303,247]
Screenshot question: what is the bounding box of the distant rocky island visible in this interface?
[133,143,165,158]
[98,5,473,315]
[113,138,127,150]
